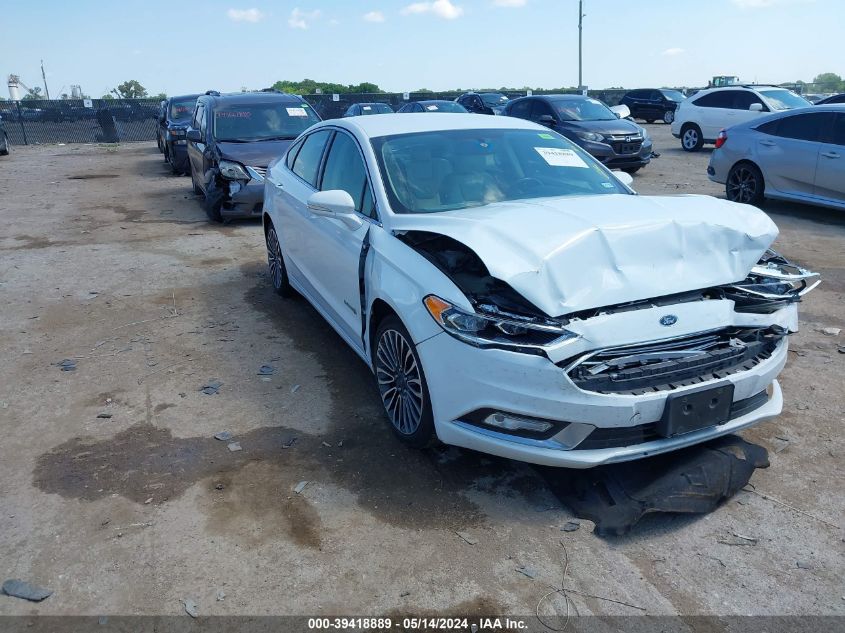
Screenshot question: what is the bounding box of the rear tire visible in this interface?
[681,124,704,152]
[265,224,293,297]
[726,162,765,206]
[374,315,436,449]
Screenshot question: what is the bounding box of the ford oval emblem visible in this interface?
[660,314,678,327]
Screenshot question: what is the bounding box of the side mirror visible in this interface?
[186,128,202,142]
[749,103,763,112]
[307,190,363,230]
[538,114,555,126]
[613,170,634,188]
[609,104,631,119]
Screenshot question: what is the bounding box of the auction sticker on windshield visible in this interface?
[535,147,589,168]
[286,107,308,117]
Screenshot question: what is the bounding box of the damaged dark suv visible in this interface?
[186,91,321,222]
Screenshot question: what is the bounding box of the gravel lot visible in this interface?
[0,124,843,622]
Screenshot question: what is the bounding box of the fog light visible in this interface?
[484,412,553,433]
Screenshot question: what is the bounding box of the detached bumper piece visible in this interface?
[539,434,770,536]
[566,326,786,395]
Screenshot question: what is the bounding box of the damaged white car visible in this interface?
[262,114,818,468]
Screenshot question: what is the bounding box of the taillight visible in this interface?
[715,130,727,149]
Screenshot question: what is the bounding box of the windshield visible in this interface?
[372,128,629,214]
[213,102,320,141]
[422,102,468,113]
[660,89,686,102]
[170,98,196,121]
[360,103,393,114]
[759,89,811,111]
[480,93,509,106]
[553,98,616,121]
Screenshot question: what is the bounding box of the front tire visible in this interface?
[663,110,675,124]
[623,166,641,174]
[681,124,704,152]
[374,316,436,449]
[726,162,765,206]
[265,225,293,297]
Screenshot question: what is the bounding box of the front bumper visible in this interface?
[580,138,654,169]
[220,171,265,218]
[416,304,791,468]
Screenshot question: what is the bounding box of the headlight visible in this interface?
[218,160,250,180]
[640,126,649,140]
[574,130,604,142]
[423,295,578,352]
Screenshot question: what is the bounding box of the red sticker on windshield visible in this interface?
[216,111,252,118]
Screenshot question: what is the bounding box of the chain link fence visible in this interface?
[0,98,161,146]
[0,91,635,146]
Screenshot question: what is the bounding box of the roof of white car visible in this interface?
[322,113,542,138]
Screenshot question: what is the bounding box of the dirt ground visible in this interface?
[0,124,843,622]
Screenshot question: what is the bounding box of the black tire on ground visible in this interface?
[0,136,9,156]
[373,315,437,449]
[681,124,704,152]
[190,166,203,195]
[726,162,765,206]
[623,166,641,174]
[645,119,655,124]
[664,110,675,124]
[203,185,224,223]
[265,224,293,297]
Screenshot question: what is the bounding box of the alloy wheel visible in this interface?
[727,167,758,204]
[266,228,284,291]
[664,110,674,124]
[682,129,699,149]
[376,329,424,435]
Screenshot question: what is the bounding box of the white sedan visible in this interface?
[262,113,817,468]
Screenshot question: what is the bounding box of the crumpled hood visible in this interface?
[390,194,778,317]
[216,140,293,169]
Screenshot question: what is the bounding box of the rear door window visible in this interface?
[291,129,332,187]
[507,99,532,119]
[693,91,733,108]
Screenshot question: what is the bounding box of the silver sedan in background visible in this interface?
[708,105,845,210]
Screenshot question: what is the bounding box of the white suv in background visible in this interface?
[671,86,811,151]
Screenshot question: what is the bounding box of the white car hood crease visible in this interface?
[389,194,779,317]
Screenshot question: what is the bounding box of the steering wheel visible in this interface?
[513,177,543,194]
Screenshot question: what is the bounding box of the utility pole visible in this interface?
[41,59,51,100]
[578,0,585,91]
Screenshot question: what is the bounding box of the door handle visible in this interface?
[760,140,776,147]
[821,151,840,159]
[274,181,285,188]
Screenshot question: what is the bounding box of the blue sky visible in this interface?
[1,0,842,98]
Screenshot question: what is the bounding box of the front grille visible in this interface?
[573,390,769,450]
[565,327,785,395]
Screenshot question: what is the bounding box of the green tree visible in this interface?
[100,94,115,100]
[115,80,148,99]
[23,86,43,100]
[813,72,844,92]
[270,79,384,95]
[151,92,167,101]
